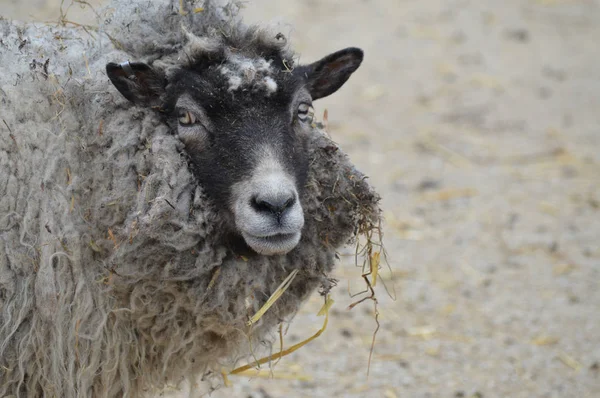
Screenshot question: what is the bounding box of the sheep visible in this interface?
[0,0,381,396]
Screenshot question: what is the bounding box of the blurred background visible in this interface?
[2,0,599,397]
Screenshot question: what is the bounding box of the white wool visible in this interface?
[255,58,272,72]
[263,76,278,94]
[228,75,243,91]
[219,51,276,93]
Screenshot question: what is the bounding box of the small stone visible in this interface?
[505,29,529,42]
[417,179,441,191]
[340,328,353,338]
[504,337,517,346]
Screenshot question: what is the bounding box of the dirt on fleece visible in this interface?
[1,0,599,397]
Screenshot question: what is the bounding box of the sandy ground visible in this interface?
[2,1,600,397]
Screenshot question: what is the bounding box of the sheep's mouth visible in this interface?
[241,231,301,256]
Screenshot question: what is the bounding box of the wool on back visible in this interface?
[0,1,381,396]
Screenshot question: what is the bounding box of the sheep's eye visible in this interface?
[178,110,196,126]
[297,103,314,123]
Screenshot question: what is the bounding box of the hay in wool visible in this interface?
[0,1,382,397]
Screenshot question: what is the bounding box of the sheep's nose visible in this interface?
[252,193,296,217]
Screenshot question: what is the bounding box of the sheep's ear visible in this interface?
[106,62,166,107]
[298,47,363,100]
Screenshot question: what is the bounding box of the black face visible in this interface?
[107,47,363,255]
[161,64,310,217]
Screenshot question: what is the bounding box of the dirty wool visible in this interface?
[0,0,381,396]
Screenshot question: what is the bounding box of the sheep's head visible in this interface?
[106,46,363,256]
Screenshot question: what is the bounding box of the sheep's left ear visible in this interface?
[297,47,363,100]
[106,61,166,107]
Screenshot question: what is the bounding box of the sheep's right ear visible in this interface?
[106,62,166,107]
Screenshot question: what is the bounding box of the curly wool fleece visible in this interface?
[0,1,381,397]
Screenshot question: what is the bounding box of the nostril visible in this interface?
[251,194,296,215]
[282,196,295,210]
[252,198,275,213]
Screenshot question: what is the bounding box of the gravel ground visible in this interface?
[2,1,599,397]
